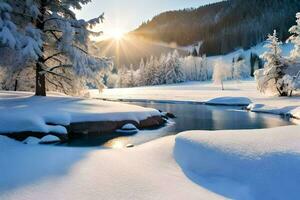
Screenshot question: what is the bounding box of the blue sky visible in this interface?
[75,0,221,40]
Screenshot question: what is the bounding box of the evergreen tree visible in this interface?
[0,1,111,96]
[256,30,287,96]
[137,58,146,86]
[289,12,300,60]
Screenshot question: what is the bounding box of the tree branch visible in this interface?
[44,29,62,33]
[49,64,73,72]
[43,52,63,62]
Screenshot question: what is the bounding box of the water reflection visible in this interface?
[65,102,295,148]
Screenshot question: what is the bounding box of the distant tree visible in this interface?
[117,66,127,88]
[192,47,198,57]
[213,60,231,90]
[0,1,111,96]
[250,53,263,77]
[233,58,250,81]
[127,64,136,87]
[165,50,185,84]
[137,59,146,86]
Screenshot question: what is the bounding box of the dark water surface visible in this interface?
[65,102,295,148]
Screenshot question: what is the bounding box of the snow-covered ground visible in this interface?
[0,91,160,134]
[0,135,223,200]
[1,125,300,199]
[174,126,300,200]
[208,42,294,64]
[91,80,300,118]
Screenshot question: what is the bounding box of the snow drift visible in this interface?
[174,126,300,200]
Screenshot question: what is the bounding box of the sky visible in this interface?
[75,0,221,40]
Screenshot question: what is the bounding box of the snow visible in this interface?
[40,135,61,143]
[0,91,161,134]
[206,97,251,106]
[121,123,137,130]
[22,136,40,145]
[2,125,300,199]
[0,135,222,200]
[174,126,300,199]
[208,42,294,64]
[248,103,300,119]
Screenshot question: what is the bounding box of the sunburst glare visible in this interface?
[110,28,125,40]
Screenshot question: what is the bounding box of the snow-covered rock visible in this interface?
[116,123,139,135]
[206,97,252,106]
[174,127,300,199]
[121,123,137,130]
[23,136,41,145]
[40,135,60,144]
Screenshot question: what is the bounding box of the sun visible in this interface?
[110,29,125,40]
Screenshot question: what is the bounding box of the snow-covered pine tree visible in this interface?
[137,58,146,86]
[117,65,127,88]
[256,30,287,96]
[0,1,111,96]
[289,12,300,60]
[151,56,163,85]
[173,50,185,83]
[165,50,185,84]
[127,64,136,87]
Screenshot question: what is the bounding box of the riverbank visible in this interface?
[91,80,300,119]
[0,91,164,140]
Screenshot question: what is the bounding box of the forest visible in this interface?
[132,0,300,55]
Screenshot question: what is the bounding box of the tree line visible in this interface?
[133,0,300,56]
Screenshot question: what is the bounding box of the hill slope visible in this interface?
[132,0,300,55]
[96,35,188,69]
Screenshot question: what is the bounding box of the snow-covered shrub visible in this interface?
[213,59,231,90]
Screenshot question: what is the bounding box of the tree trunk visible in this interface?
[14,80,18,91]
[35,62,46,96]
[35,1,46,96]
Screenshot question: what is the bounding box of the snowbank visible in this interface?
[0,135,222,200]
[174,127,300,199]
[0,91,161,135]
[206,97,251,106]
[248,103,300,119]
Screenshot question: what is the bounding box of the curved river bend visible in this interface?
[66,102,295,148]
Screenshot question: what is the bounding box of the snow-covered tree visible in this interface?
[213,60,231,90]
[117,66,127,88]
[256,30,288,96]
[137,59,146,86]
[0,1,111,96]
[127,64,136,87]
[289,12,300,60]
[165,50,185,84]
[180,55,212,81]
[232,58,250,81]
